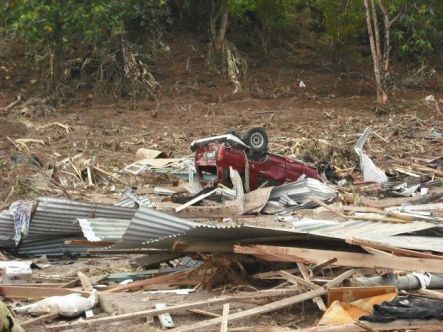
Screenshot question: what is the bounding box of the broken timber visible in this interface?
[167,270,356,332]
[46,288,303,331]
[0,286,89,299]
[233,245,443,274]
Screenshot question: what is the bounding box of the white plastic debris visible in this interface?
[299,80,306,88]
[85,310,94,318]
[119,279,133,285]
[0,261,32,284]
[16,290,97,317]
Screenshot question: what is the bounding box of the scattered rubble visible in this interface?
[0,125,442,331]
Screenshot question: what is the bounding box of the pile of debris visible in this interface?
[0,127,442,331]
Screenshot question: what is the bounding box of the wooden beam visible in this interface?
[279,270,325,311]
[346,238,443,260]
[0,286,89,299]
[21,313,59,328]
[234,245,443,274]
[46,286,304,332]
[220,303,230,332]
[188,309,221,318]
[166,270,356,332]
[77,271,93,291]
[104,268,200,293]
[278,271,321,290]
[295,263,326,311]
[46,288,303,331]
[417,288,443,300]
[58,278,79,288]
[312,258,338,274]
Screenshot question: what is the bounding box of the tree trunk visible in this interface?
[363,0,388,105]
[210,0,229,55]
[50,0,66,90]
[379,0,401,74]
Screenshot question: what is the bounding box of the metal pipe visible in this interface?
[347,272,443,290]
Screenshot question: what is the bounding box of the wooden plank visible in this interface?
[346,238,443,260]
[104,268,199,293]
[278,271,321,290]
[220,303,230,332]
[58,278,79,288]
[166,270,356,332]
[312,258,338,274]
[417,288,443,300]
[279,270,326,312]
[295,263,326,311]
[0,283,65,288]
[21,313,59,328]
[188,309,220,318]
[0,286,89,299]
[77,271,93,291]
[253,269,299,280]
[234,245,443,274]
[32,276,76,284]
[46,288,303,331]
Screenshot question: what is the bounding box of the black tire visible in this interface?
[242,127,268,154]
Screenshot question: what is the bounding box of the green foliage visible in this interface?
[391,0,443,62]
[6,0,125,46]
[230,0,296,30]
[314,0,365,62]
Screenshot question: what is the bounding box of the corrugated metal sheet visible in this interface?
[276,217,438,239]
[141,217,443,252]
[29,197,136,236]
[263,177,337,214]
[369,235,443,252]
[21,237,100,256]
[143,224,296,250]
[1,236,101,256]
[112,206,197,249]
[0,212,14,242]
[354,127,388,183]
[78,218,131,241]
[114,196,152,208]
[269,177,336,200]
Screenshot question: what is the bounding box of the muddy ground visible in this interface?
[0,35,442,331]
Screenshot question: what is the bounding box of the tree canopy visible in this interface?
[1,0,442,102]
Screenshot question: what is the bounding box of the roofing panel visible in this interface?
[112,206,197,249]
[142,218,443,252]
[0,236,100,256]
[78,218,131,241]
[29,197,136,236]
[0,212,14,241]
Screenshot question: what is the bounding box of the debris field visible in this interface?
[1,99,443,332]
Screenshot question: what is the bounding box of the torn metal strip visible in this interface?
[354,127,388,183]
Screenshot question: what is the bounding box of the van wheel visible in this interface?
[242,127,268,154]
